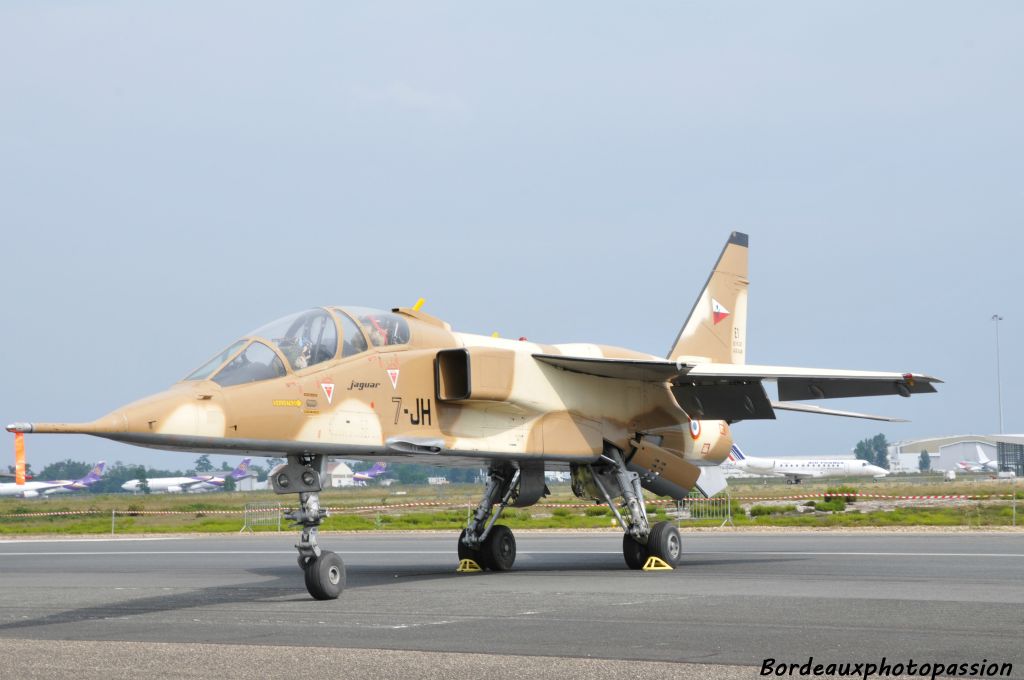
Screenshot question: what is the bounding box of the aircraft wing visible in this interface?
[534,354,939,421]
[533,355,684,381]
[12,481,67,496]
[686,364,941,401]
[178,479,213,491]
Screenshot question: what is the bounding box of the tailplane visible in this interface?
[231,457,253,480]
[667,232,749,365]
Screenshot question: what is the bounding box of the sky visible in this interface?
[1,2,1022,471]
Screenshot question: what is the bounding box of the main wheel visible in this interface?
[623,533,647,570]
[480,524,516,571]
[647,521,682,566]
[304,551,346,600]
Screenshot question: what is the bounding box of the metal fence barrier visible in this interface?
[667,490,734,527]
[240,502,282,533]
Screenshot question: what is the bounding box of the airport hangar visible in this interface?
[888,434,1024,474]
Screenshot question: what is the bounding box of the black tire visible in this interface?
[304,551,346,600]
[458,529,483,563]
[647,521,682,566]
[623,533,647,570]
[480,524,516,571]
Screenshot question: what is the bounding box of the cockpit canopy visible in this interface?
[183,307,411,387]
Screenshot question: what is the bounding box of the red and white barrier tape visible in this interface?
[0,493,1018,519]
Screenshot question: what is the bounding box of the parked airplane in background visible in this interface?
[726,445,888,484]
[122,458,252,493]
[352,462,387,484]
[0,461,105,498]
[958,446,999,473]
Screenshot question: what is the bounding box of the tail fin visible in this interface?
[231,457,253,480]
[78,461,105,485]
[370,462,387,476]
[976,446,991,465]
[667,232,749,364]
[728,444,746,461]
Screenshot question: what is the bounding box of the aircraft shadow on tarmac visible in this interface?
[0,554,800,635]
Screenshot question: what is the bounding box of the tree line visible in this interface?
[854,433,890,469]
[9,455,484,492]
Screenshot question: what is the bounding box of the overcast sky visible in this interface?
[1,2,1021,471]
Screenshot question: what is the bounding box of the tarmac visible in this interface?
[0,531,1021,679]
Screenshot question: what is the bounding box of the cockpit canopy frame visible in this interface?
[181,307,412,387]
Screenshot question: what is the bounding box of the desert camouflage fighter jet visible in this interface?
[6,233,939,599]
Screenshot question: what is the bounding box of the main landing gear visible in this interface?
[574,446,682,570]
[458,464,521,571]
[271,454,346,600]
[458,462,549,571]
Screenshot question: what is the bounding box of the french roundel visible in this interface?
[689,420,701,439]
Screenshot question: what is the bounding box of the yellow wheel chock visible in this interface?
[642,556,674,571]
[456,558,482,573]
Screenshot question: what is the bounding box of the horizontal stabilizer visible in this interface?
[695,466,728,498]
[770,401,908,422]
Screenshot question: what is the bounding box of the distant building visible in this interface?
[326,462,355,487]
[997,439,1024,476]
[888,435,1024,473]
[426,476,449,485]
[237,476,268,491]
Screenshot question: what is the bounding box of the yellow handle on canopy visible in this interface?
[412,298,425,311]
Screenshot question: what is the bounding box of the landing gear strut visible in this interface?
[272,454,346,600]
[459,464,520,571]
[583,446,682,569]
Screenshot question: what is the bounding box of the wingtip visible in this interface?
[729,231,749,248]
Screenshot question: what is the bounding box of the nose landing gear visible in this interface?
[272,454,346,600]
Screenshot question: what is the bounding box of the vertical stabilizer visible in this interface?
[668,232,749,364]
[231,458,253,480]
[79,461,105,485]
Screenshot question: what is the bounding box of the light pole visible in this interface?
[992,314,1004,434]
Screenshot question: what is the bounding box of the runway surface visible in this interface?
[0,531,1022,678]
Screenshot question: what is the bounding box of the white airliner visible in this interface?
[0,461,106,498]
[725,445,888,484]
[122,458,252,493]
[958,445,999,473]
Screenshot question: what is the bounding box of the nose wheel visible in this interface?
[303,551,346,600]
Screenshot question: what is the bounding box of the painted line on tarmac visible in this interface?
[687,550,1024,558]
[0,537,180,544]
[1,549,1022,558]
[0,550,625,557]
